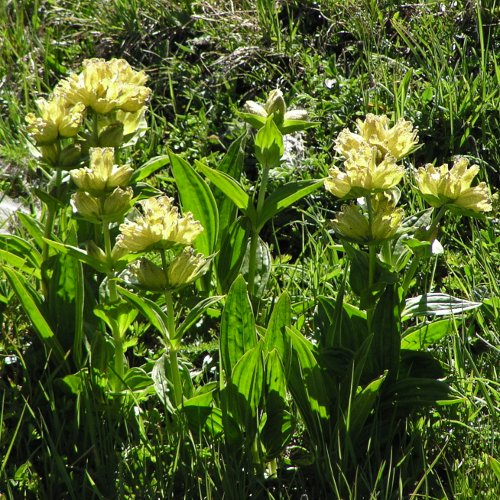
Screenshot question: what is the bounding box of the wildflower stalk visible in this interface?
[102,220,124,390]
[160,249,183,409]
[366,195,377,330]
[247,160,270,297]
[41,168,62,296]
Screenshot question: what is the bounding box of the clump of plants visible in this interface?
[0,58,497,497]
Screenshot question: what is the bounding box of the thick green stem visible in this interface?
[41,169,62,297]
[160,250,183,408]
[246,160,271,297]
[365,195,377,330]
[246,228,260,297]
[113,335,125,392]
[103,221,118,303]
[102,220,123,390]
[367,244,377,330]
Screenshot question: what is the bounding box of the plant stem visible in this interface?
[102,219,124,390]
[367,244,377,330]
[366,195,376,330]
[246,160,270,297]
[160,249,184,408]
[41,168,63,297]
[103,221,118,303]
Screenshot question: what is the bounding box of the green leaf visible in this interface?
[43,239,109,273]
[401,319,459,350]
[371,284,402,380]
[280,119,320,134]
[93,301,138,341]
[216,217,249,293]
[239,112,267,129]
[197,162,256,225]
[176,295,224,341]
[170,151,219,255]
[17,213,46,251]
[118,286,170,345]
[384,377,462,410]
[130,155,170,183]
[254,116,284,167]
[264,291,291,357]
[261,350,293,459]
[43,253,83,354]
[348,371,387,444]
[487,455,500,482]
[123,367,153,392]
[258,179,324,229]
[240,237,271,299]
[402,293,482,319]
[0,249,41,279]
[183,389,225,437]
[284,326,329,442]
[212,134,246,239]
[0,233,41,268]
[2,266,66,366]
[229,344,264,429]
[220,275,256,377]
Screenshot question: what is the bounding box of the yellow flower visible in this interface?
[26,96,85,144]
[55,58,151,114]
[116,196,203,252]
[167,247,208,289]
[325,145,404,198]
[415,157,492,212]
[336,114,418,160]
[332,200,403,244]
[70,147,133,193]
[127,248,207,291]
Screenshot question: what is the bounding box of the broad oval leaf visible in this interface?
[229,344,264,428]
[2,266,66,366]
[196,162,256,225]
[220,275,256,377]
[170,151,219,255]
[402,293,482,320]
[401,319,460,350]
[130,155,170,183]
[258,179,324,229]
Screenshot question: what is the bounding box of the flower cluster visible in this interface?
[116,196,203,253]
[70,147,133,222]
[26,58,151,167]
[325,114,417,244]
[326,114,417,201]
[116,196,207,290]
[415,157,491,213]
[55,58,150,115]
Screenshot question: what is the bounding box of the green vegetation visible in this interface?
[1,1,499,498]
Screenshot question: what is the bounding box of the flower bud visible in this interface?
[98,122,124,147]
[265,89,286,125]
[167,247,208,289]
[129,258,168,290]
[71,191,101,220]
[59,144,82,168]
[87,240,107,263]
[102,187,133,221]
